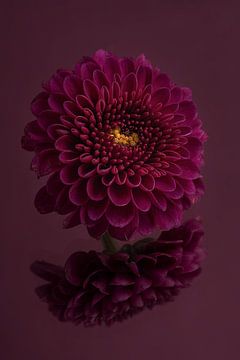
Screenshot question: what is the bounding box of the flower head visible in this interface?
[31,219,205,326]
[22,50,207,240]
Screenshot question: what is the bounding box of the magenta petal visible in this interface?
[87,217,108,238]
[80,206,94,226]
[59,151,79,164]
[106,202,135,228]
[150,270,175,287]
[115,171,127,185]
[60,163,79,185]
[137,65,152,89]
[83,79,99,104]
[87,176,107,201]
[177,146,190,159]
[138,211,155,235]
[126,173,141,188]
[122,73,137,93]
[93,69,109,88]
[93,49,109,66]
[48,94,65,113]
[34,186,55,214]
[110,273,135,286]
[136,54,152,68]
[178,126,192,136]
[182,87,192,101]
[140,174,155,191]
[77,60,95,77]
[120,58,135,76]
[97,164,111,176]
[153,207,175,230]
[63,208,81,228]
[104,57,121,81]
[38,110,59,131]
[78,164,96,178]
[194,177,205,196]
[151,88,170,106]
[132,188,151,212]
[65,252,91,286]
[55,135,75,151]
[55,187,75,215]
[111,81,121,99]
[142,288,157,301]
[31,92,49,115]
[134,277,152,294]
[91,278,109,294]
[69,179,88,205]
[63,75,83,100]
[76,94,94,109]
[185,137,203,157]
[87,198,109,221]
[108,213,139,241]
[155,175,176,192]
[48,73,64,94]
[31,149,60,177]
[79,61,99,80]
[108,183,131,206]
[131,294,144,308]
[177,178,195,195]
[155,202,181,230]
[102,173,115,186]
[23,120,49,143]
[91,293,106,307]
[170,87,182,103]
[166,162,182,176]
[46,172,64,195]
[63,101,81,117]
[47,124,68,141]
[166,182,184,200]
[112,287,132,303]
[178,160,199,180]
[150,190,167,211]
[153,73,171,89]
[162,103,179,115]
[178,101,197,121]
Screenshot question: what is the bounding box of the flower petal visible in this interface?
[132,188,151,212]
[106,202,135,228]
[87,176,107,200]
[69,179,88,205]
[122,73,137,93]
[178,160,200,180]
[108,183,131,206]
[83,79,99,104]
[34,186,55,214]
[152,88,170,106]
[87,198,109,221]
[63,75,83,100]
[155,175,176,192]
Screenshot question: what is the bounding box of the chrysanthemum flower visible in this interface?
[22,50,207,240]
[31,219,205,326]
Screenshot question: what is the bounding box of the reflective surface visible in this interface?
[30,219,205,327]
[2,0,239,359]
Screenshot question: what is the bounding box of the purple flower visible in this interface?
[31,219,205,326]
[22,50,207,240]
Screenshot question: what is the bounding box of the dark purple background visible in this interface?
[2,0,239,359]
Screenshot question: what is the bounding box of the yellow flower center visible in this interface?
[110,127,139,146]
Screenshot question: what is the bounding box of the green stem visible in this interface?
[101,232,118,254]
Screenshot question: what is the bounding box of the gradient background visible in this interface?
[1,0,239,359]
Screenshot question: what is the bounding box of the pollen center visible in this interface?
[110,127,139,146]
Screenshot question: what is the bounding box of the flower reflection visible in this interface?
[31,219,205,326]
